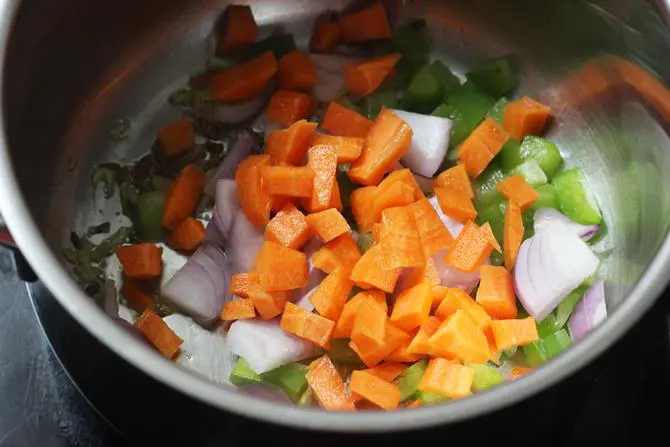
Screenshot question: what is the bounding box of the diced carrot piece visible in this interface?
[267,120,318,166]
[407,198,453,257]
[305,209,351,243]
[371,223,383,243]
[277,51,317,91]
[363,362,407,382]
[281,302,335,348]
[309,267,354,320]
[418,359,474,399]
[350,244,400,293]
[209,52,278,102]
[435,288,491,332]
[496,175,538,212]
[434,187,478,224]
[444,221,492,273]
[114,243,163,279]
[312,233,361,274]
[476,265,517,319]
[511,367,533,379]
[349,108,413,186]
[351,294,388,353]
[220,299,256,321]
[350,186,379,232]
[371,181,415,226]
[385,340,423,363]
[390,280,433,332]
[480,222,502,253]
[260,165,314,198]
[339,2,391,42]
[157,116,195,158]
[312,134,364,164]
[378,169,424,200]
[351,321,410,367]
[304,145,338,212]
[255,241,308,291]
[321,102,373,138]
[163,164,206,230]
[266,90,312,127]
[503,96,552,140]
[427,310,491,363]
[168,217,206,252]
[490,317,539,351]
[504,200,523,270]
[229,273,251,297]
[458,118,510,178]
[135,309,183,359]
[264,203,312,250]
[246,272,289,319]
[345,53,401,97]
[271,195,295,212]
[218,5,258,54]
[306,355,356,411]
[378,206,425,269]
[332,290,387,339]
[235,155,272,226]
[329,178,343,211]
[350,370,400,410]
[434,164,475,199]
[400,259,447,308]
[121,278,156,313]
[310,19,341,53]
[406,316,442,356]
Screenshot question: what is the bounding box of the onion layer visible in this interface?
[205,86,271,124]
[214,179,240,241]
[534,208,600,241]
[204,131,254,197]
[227,211,265,273]
[568,280,607,341]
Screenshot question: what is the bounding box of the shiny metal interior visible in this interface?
[3,0,670,431]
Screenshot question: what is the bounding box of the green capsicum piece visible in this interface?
[261,363,309,404]
[229,358,262,387]
[552,168,602,225]
[402,65,443,113]
[134,190,167,242]
[471,363,504,392]
[487,97,510,124]
[398,359,428,401]
[466,55,520,97]
[510,159,548,187]
[530,184,560,212]
[441,82,497,148]
[429,61,461,98]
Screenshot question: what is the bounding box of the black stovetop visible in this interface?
[1,243,669,446]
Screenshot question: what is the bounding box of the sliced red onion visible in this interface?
[263,117,283,141]
[295,287,317,312]
[161,243,231,327]
[413,174,435,195]
[113,317,153,347]
[227,318,318,374]
[227,211,265,273]
[515,220,600,322]
[568,280,607,341]
[314,69,346,103]
[102,279,119,317]
[205,216,226,249]
[214,179,240,240]
[391,109,452,177]
[428,195,464,237]
[534,208,601,241]
[311,54,364,72]
[204,131,254,197]
[205,86,271,124]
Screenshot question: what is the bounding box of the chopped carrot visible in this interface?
[339,2,391,42]
[266,90,312,127]
[504,200,523,270]
[349,108,413,186]
[379,206,425,269]
[121,278,156,313]
[434,164,475,199]
[406,316,442,356]
[418,359,474,399]
[329,178,343,211]
[350,243,401,293]
[496,175,538,212]
[503,96,552,140]
[321,101,373,138]
[157,116,195,158]
[390,280,433,332]
[264,203,312,250]
[435,288,491,333]
[312,233,361,274]
[344,53,402,97]
[220,298,256,321]
[270,195,296,213]
[246,272,289,319]
[490,317,539,351]
[350,186,379,232]
[349,370,400,410]
[511,367,533,380]
[458,118,510,178]
[351,321,410,367]
[427,309,491,363]
[260,165,314,198]
[407,198,454,257]
[406,400,421,409]
[304,145,338,212]
[379,169,424,200]
[229,273,251,298]
[476,265,517,319]
[385,341,423,363]
[163,164,206,230]
[114,243,163,279]
[267,120,318,166]
[135,309,183,359]
[309,267,354,320]
[255,241,308,291]
[209,52,278,102]
[235,155,272,226]
[277,51,317,91]
[434,187,478,224]
[371,223,382,243]
[480,222,502,253]
[444,221,492,273]
[312,134,364,164]
[363,362,407,382]
[281,302,335,348]
[400,259,447,308]
[310,19,341,53]
[306,355,356,411]
[218,5,258,54]
[371,181,415,226]
[350,294,388,353]
[305,209,350,243]
[168,217,206,252]
[332,290,386,339]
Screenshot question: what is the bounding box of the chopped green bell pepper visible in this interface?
[471,363,504,392]
[398,359,428,401]
[235,34,296,61]
[261,363,309,404]
[391,23,430,69]
[442,82,497,147]
[229,358,262,387]
[356,232,375,254]
[487,97,510,124]
[536,313,560,338]
[530,184,560,212]
[134,190,166,242]
[473,162,505,209]
[543,329,572,359]
[429,61,461,98]
[297,388,313,406]
[552,168,602,225]
[362,90,397,120]
[466,55,520,98]
[403,65,442,113]
[519,136,563,179]
[419,391,449,405]
[555,284,588,328]
[476,201,506,243]
[522,340,547,367]
[510,159,548,187]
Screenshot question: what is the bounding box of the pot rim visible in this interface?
[2,0,670,432]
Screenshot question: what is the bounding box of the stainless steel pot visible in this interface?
[2,0,670,432]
